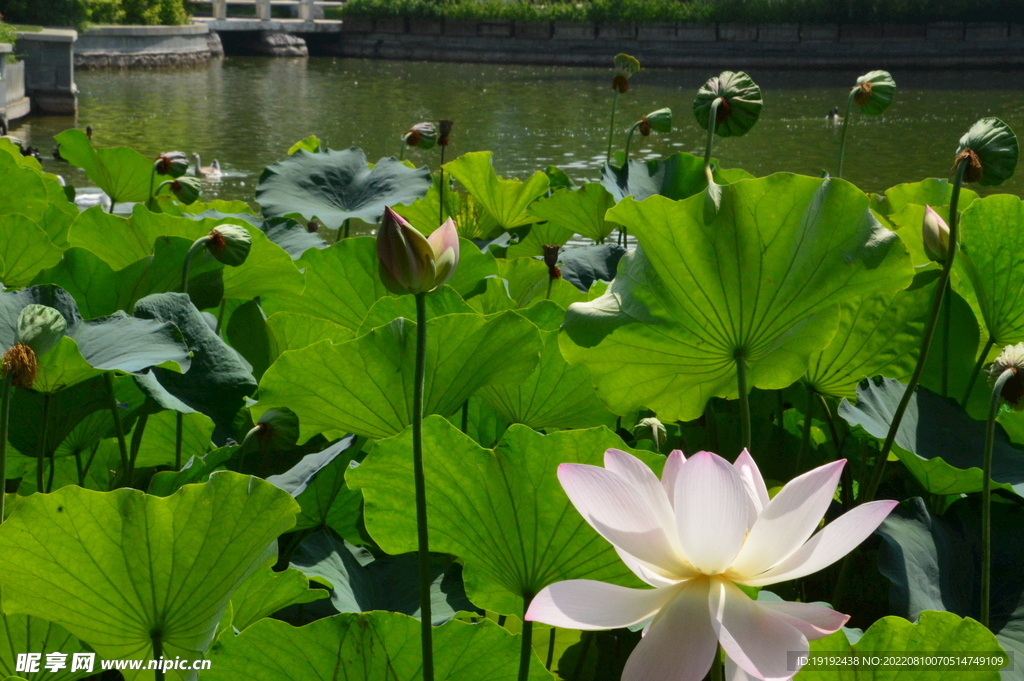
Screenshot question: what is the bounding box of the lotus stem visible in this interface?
[152,633,163,681]
[703,97,723,183]
[836,88,857,179]
[147,167,157,211]
[36,392,50,493]
[413,291,435,681]
[606,89,620,164]
[569,632,593,681]
[127,409,150,488]
[623,122,639,167]
[735,352,751,452]
[942,281,951,396]
[105,373,130,485]
[518,594,534,681]
[545,628,556,670]
[181,236,211,294]
[460,399,469,434]
[175,413,183,470]
[79,442,100,487]
[709,645,724,681]
[0,371,12,523]
[343,219,351,240]
[400,144,406,162]
[982,368,1013,628]
[862,157,968,504]
[817,392,853,507]
[964,337,996,406]
[439,146,447,227]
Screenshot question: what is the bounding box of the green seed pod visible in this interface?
[15,304,67,357]
[955,118,1019,186]
[154,151,189,178]
[693,71,763,138]
[207,224,253,267]
[852,70,896,116]
[167,176,202,205]
[403,122,438,150]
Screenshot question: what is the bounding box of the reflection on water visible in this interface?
[11,58,1024,203]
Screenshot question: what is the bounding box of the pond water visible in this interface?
[10,57,1024,203]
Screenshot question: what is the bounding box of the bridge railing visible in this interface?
[191,0,343,21]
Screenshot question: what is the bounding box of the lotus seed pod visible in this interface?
[693,71,762,138]
[154,151,189,178]
[989,342,1024,410]
[633,416,667,448]
[15,304,67,357]
[852,71,896,116]
[438,119,454,147]
[207,224,253,267]
[955,118,1019,186]
[921,206,950,264]
[543,244,561,280]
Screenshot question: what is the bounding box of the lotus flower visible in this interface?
[377,206,459,295]
[922,205,950,264]
[525,449,897,681]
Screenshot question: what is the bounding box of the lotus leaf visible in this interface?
[229,561,328,633]
[443,151,549,229]
[0,214,64,288]
[601,152,753,203]
[562,175,913,422]
[256,147,431,228]
[853,70,897,116]
[528,183,618,243]
[693,71,762,137]
[54,129,152,204]
[0,602,92,681]
[956,118,1018,187]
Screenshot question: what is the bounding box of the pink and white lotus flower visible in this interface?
[525,449,897,681]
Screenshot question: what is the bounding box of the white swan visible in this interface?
[74,190,112,212]
[192,153,222,180]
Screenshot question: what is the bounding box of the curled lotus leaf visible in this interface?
[613,53,640,78]
[692,71,763,138]
[956,117,1019,187]
[853,70,896,116]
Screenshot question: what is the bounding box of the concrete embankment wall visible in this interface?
[329,19,1024,69]
[74,24,220,68]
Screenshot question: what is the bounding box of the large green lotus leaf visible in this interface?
[147,446,237,497]
[806,271,933,398]
[224,300,274,381]
[0,472,299,679]
[876,497,1024,679]
[54,129,152,204]
[392,172,461,234]
[496,258,587,309]
[0,153,50,222]
[506,221,575,259]
[265,311,353,353]
[446,240,500,298]
[443,151,549,229]
[68,206,303,302]
[563,175,913,421]
[256,147,431,228]
[133,292,257,439]
[875,178,977,218]
[34,237,225,318]
[797,611,1004,680]
[229,560,328,633]
[356,285,476,334]
[528,183,617,243]
[348,418,661,616]
[134,410,214,468]
[205,611,551,681]
[600,152,754,204]
[956,194,1024,344]
[265,435,363,541]
[39,176,79,248]
[0,603,93,681]
[557,244,626,293]
[838,377,1024,496]
[478,327,616,430]
[256,311,541,442]
[0,214,64,288]
[260,237,388,330]
[463,396,511,449]
[289,530,479,625]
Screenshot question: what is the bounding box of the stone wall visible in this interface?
[332,19,1024,68]
[75,24,213,69]
[16,30,78,116]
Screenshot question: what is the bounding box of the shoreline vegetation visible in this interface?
[333,0,1024,27]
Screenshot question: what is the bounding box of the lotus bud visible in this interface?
[633,416,667,450]
[989,343,1024,410]
[3,305,66,389]
[154,151,189,178]
[612,53,640,93]
[955,118,1019,186]
[207,224,252,267]
[438,120,454,147]
[543,244,561,280]
[403,122,438,150]
[922,206,950,264]
[241,407,300,455]
[639,108,672,137]
[377,207,459,295]
[164,176,202,205]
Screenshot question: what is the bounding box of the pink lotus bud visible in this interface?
[922,205,950,263]
[377,207,459,294]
